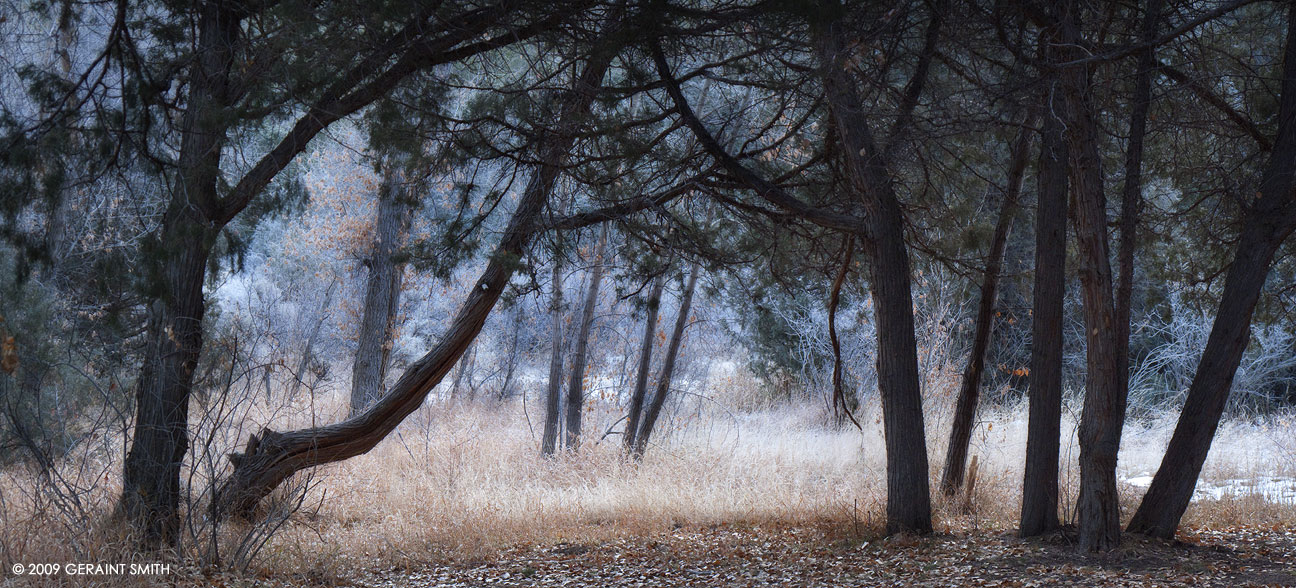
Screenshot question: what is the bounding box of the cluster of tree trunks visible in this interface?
[90,0,1296,554]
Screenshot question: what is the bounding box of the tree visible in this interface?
[623,275,665,454]
[541,251,567,456]
[350,166,415,415]
[650,0,942,532]
[940,114,1032,495]
[631,264,699,458]
[1128,0,1296,539]
[565,230,609,450]
[215,10,628,519]
[1019,78,1069,538]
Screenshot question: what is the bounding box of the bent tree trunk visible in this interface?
[940,118,1031,495]
[1127,2,1296,539]
[351,168,414,415]
[116,1,560,544]
[214,42,619,519]
[541,255,566,455]
[1020,80,1069,538]
[624,276,664,454]
[632,266,699,458]
[564,233,608,450]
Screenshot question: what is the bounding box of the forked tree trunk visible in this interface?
[1060,0,1126,552]
[1020,72,1070,538]
[214,35,619,519]
[541,256,566,456]
[940,118,1032,495]
[351,168,414,415]
[1128,2,1296,539]
[632,266,699,458]
[564,233,608,450]
[623,276,664,454]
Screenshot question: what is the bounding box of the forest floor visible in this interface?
[233,523,1296,587]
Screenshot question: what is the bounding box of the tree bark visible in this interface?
[350,168,414,415]
[116,0,238,548]
[940,118,1032,495]
[1128,1,1296,539]
[541,256,566,456]
[1020,68,1070,538]
[564,232,608,450]
[1060,0,1126,552]
[632,266,699,458]
[215,26,620,519]
[624,276,664,454]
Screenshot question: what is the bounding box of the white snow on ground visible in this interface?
[1124,475,1296,504]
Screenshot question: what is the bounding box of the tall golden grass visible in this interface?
[1,367,1293,583]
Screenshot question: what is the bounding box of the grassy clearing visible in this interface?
[1,375,1294,584]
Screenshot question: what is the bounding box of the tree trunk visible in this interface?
[350,168,414,415]
[624,276,664,454]
[1114,0,1161,422]
[632,266,699,458]
[116,1,239,548]
[564,233,608,450]
[940,118,1032,495]
[215,28,620,518]
[1128,2,1296,539]
[541,256,566,456]
[1060,0,1126,552]
[813,9,935,535]
[1020,74,1070,538]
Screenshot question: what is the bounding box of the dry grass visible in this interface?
[2,373,1294,584]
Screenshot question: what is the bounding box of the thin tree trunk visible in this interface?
[450,342,475,400]
[541,256,566,456]
[564,232,608,450]
[828,239,858,428]
[1128,1,1296,539]
[1060,0,1126,552]
[351,168,414,415]
[624,276,665,454]
[1020,73,1070,538]
[1114,0,1161,410]
[632,266,699,458]
[941,118,1032,495]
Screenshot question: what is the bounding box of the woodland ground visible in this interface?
[2,381,1294,587]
